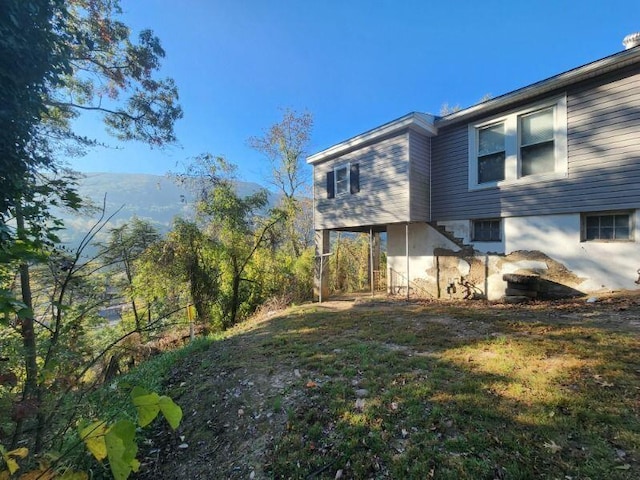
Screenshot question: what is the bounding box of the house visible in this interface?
[309,34,640,301]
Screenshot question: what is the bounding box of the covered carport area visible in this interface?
[314,224,393,302]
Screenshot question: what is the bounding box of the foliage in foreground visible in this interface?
[0,386,182,480]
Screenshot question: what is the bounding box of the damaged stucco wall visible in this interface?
[409,249,586,301]
[387,216,640,300]
[505,213,640,291]
[386,223,459,296]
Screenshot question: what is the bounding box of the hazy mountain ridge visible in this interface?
[56,172,275,251]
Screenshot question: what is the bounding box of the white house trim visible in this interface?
[307,112,436,165]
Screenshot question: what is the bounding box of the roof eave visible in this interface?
[436,46,640,128]
[307,112,437,165]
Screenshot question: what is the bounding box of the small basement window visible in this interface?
[472,219,501,242]
[582,212,633,241]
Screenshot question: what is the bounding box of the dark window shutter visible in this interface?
[350,163,360,194]
[326,171,335,198]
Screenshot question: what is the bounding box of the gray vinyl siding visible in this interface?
[314,132,410,229]
[408,131,431,221]
[431,67,640,221]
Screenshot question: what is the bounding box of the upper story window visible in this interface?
[468,96,567,190]
[335,165,349,196]
[478,123,506,183]
[326,163,360,199]
[520,107,555,176]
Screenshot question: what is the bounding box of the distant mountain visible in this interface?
[55,172,275,252]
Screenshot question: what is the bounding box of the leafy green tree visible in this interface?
[330,233,371,293]
[157,218,220,328]
[0,0,70,216]
[1,0,182,455]
[100,218,160,333]
[174,155,285,328]
[248,109,313,257]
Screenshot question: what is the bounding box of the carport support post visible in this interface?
[314,230,330,302]
[368,229,381,296]
[406,223,410,300]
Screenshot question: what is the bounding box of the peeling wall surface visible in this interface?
[384,216,639,301]
[504,212,640,292]
[387,223,458,295]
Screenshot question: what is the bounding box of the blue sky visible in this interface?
[70,0,640,187]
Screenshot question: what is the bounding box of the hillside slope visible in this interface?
[133,295,640,479]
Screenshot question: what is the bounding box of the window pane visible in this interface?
[615,215,629,228]
[615,227,630,239]
[478,123,504,156]
[478,152,505,183]
[600,216,614,228]
[586,225,599,240]
[521,108,553,145]
[615,214,630,239]
[521,141,555,176]
[490,222,500,240]
[600,227,614,239]
[335,167,348,195]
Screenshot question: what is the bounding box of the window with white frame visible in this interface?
[582,211,633,241]
[325,163,360,199]
[520,107,555,176]
[478,123,506,183]
[472,219,502,242]
[468,96,567,189]
[335,164,349,196]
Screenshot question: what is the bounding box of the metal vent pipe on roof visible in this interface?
[623,32,640,50]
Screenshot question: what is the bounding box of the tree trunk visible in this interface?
[11,206,39,449]
[229,268,241,328]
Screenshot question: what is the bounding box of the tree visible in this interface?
[248,109,313,257]
[0,0,70,216]
[1,0,182,453]
[157,218,220,328]
[174,155,285,328]
[202,174,281,327]
[100,218,160,333]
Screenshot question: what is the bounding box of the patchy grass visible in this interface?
[139,295,640,479]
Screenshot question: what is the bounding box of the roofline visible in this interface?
[307,112,437,164]
[436,45,640,128]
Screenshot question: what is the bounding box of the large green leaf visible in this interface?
[131,389,161,427]
[158,395,183,430]
[105,420,139,480]
[131,387,182,429]
[78,421,108,461]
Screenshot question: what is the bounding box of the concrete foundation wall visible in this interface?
[387,223,459,296]
[504,212,640,291]
[385,213,640,301]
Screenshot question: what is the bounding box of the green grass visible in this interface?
[87,335,213,422]
[87,298,639,479]
[249,301,640,479]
